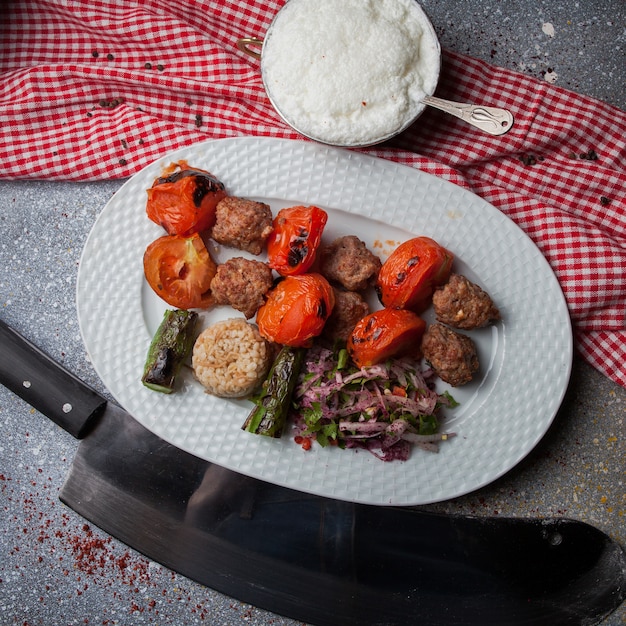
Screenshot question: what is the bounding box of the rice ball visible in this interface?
[192,318,272,398]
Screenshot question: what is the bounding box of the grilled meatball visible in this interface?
[319,235,382,292]
[211,197,273,255]
[421,322,479,386]
[323,288,370,342]
[210,257,273,319]
[433,273,500,329]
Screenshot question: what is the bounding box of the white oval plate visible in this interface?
[77,137,572,506]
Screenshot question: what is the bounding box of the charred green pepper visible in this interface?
[141,309,198,393]
[242,345,306,437]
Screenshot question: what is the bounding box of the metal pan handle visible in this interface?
[237,37,263,60]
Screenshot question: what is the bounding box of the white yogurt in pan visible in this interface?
[261,0,441,146]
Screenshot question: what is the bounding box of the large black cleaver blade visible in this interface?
[1,318,625,625]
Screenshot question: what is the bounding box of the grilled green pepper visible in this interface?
[142,309,198,393]
[242,345,306,437]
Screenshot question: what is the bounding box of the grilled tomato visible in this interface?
[376,236,453,313]
[347,308,426,368]
[256,273,335,347]
[143,233,217,309]
[146,161,227,236]
[266,205,328,276]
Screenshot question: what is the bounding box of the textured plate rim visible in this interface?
[76,137,573,506]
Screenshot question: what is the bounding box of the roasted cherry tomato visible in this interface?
[143,233,217,309]
[256,273,335,347]
[347,308,426,368]
[376,237,453,313]
[146,162,227,236]
[266,205,328,276]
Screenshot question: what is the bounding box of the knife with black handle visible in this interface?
[1,317,625,625]
[0,318,105,438]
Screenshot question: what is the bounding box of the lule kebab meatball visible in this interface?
[323,288,370,342]
[210,257,274,319]
[318,235,382,292]
[421,322,479,386]
[433,273,500,329]
[211,197,273,255]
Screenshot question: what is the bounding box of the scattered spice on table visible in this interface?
[520,153,544,166]
[99,97,124,109]
[579,149,598,160]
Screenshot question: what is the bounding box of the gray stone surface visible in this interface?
[1,2,624,624]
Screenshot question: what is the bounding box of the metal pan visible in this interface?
[238,0,513,144]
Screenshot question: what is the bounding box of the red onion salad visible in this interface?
[289,344,457,461]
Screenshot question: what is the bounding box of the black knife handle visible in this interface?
[0,318,106,438]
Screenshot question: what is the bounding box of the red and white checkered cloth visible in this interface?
[2,0,625,388]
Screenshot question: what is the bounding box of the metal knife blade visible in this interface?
[61,405,626,626]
